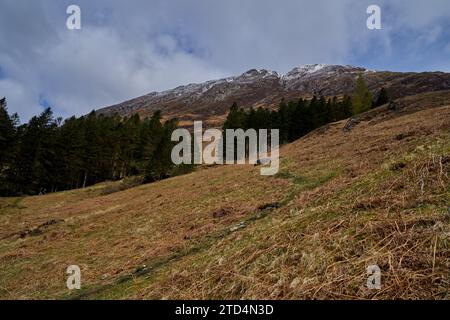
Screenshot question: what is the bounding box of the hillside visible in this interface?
[94,64,450,128]
[0,90,449,299]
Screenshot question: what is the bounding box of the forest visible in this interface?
[0,76,389,196]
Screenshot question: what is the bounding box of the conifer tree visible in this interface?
[316,96,328,127]
[329,96,339,122]
[0,98,18,168]
[145,118,177,182]
[352,75,372,114]
[9,107,57,194]
[277,98,290,143]
[341,95,353,118]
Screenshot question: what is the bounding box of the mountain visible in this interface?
[95,64,450,127]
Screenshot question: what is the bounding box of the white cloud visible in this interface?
[36,28,226,116]
[0,79,41,121]
[0,0,449,121]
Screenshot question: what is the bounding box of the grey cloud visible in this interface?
[0,0,449,121]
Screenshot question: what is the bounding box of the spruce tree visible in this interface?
[341,95,353,118]
[316,96,328,127]
[9,107,57,194]
[145,118,177,182]
[329,96,339,122]
[277,99,290,143]
[0,98,19,194]
[223,102,246,130]
[0,98,18,168]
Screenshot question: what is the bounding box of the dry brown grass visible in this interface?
[0,94,449,300]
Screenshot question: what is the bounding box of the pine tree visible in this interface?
[246,107,256,130]
[288,99,305,141]
[145,118,177,182]
[329,96,339,122]
[0,98,18,168]
[9,107,58,194]
[0,98,19,194]
[54,116,86,190]
[223,103,247,160]
[352,75,372,114]
[292,100,304,136]
[341,95,353,118]
[139,111,163,172]
[316,96,328,127]
[276,98,290,143]
[305,96,318,132]
[285,101,296,141]
[118,114,141,177]
[223,102,246,130]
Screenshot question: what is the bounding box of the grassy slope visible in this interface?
[0,96,449,300]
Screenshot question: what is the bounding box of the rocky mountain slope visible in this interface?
[95,64,450,127]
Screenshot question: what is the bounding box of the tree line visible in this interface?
[223,75,389,144]
[0,75,389,196]
[0,100,190,196]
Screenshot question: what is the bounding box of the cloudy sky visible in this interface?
[1,0,450,121]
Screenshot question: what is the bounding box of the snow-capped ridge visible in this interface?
[281,64,369,81]
[145,64,367,99]
[96,63,385,117]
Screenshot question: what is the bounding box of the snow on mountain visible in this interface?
[282,64,368,81]
[145,65,366,98]
[94,64,450,126]
[143,65,364,100]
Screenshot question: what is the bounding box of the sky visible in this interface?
[1,0,450,121]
